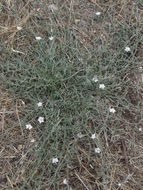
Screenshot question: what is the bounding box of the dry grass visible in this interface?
[0,0,143,189]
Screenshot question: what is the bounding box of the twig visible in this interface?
[16,101,24,136]
[109,164,116,190]
[11,48,25,55]
[1,106,6,134]
[19,0,31,15]
[6,175,14,188]
[75,172,90,190]
[121,140,130,173]
[88,0,103,10]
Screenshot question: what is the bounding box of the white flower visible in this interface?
[37,102,43,107]
[92,75,98,82]
[125,46,131,52]
[89,164,94,169]
[96,12,101,16]
[91,133,96,139]
[35,36,42,40]
[48,4,58,12]
[52,157,59,164]
[49,36,54,41]
[109,107,116,113]
[139,128,142,131]
[118,183,121,187]
[77,132,84,138]
[139,66,142,71]
[12,48,25,55]
[30,138,35,143]
[26,124,33,130]
[63,178,68,185]
[38,116,44,123]
[99,84,105,89]
[17,26,22,30]
[95,147,101,154]
[21,100,25,105]
[37,8,40,12]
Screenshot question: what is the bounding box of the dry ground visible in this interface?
[0,0,143,190]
